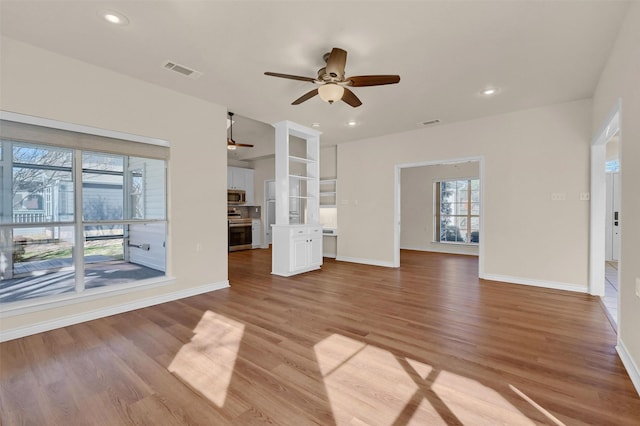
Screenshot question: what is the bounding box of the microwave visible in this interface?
[228,189,246,204]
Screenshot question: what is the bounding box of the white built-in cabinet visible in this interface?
[252,219,261,248]
[272,225,322,276]
[271,121,323,276]
[227,166,254,205]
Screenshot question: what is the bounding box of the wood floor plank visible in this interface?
[1,249,639,425]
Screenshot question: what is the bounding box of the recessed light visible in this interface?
[101,10,129,26]
[346,120,358,127]
[311,122,321,128]
[481,87,498,96]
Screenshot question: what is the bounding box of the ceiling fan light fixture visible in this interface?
[227,143,237,150]
[318,83,345,104]
[481,87,499,96]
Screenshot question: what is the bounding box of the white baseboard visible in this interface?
[400,245,479,256]
[0,280,229,342]
[617,338,640,396]
[480,273,587,293]
[336,256,397,268]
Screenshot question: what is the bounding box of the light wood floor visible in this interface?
[1,249,639,425]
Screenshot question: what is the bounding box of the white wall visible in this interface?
[0,37,229,333]
[401,162,480,255]
[338,99,591,290]
[592,2,640,390]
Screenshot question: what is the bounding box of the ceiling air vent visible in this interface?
[162,61,203,79]
[419,119,441,127]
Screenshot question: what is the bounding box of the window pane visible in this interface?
[83,152,123,172]
[13,144,72,168]
[82,152,124,221]
[0,226,75,303]
[440,217,463,242]
[84,223,165,290]
[471,202,480,215]
[128,157,166,220]
[10,142,74,224]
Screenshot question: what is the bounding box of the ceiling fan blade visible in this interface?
[264,72,316,83]
[292,88,319,105]
[347,75,401,87]
[228,139,253,148]
[341,87,362,108]
[325,48,347,79]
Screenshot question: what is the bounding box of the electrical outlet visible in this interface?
[551,193,566,201]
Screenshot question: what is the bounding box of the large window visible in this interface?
[435,178,480,244]
[0,120,168,305]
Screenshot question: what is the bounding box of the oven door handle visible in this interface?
[229,223,251,228]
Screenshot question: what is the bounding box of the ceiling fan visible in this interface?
[264,47,400,108]
[227,112,254,150]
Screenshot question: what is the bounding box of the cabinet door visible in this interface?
[243,168,255,204]
[310,236,323,266]
[291,237,309,270]
[251,221,261,248]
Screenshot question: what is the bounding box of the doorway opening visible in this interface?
[590,100,621,328]
[394,156,484,275]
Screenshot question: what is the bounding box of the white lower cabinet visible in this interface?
[251,219,261,248]
[272,225,323,276]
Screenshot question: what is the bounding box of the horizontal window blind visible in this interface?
[0,120,169,160]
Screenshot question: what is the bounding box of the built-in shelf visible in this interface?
[319,179,337,208]
[272,120,323,277]
[289,155,317,164]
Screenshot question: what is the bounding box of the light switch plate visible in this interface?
[579,192,590,201]
[636,278,640,298]
[551,193,566,201]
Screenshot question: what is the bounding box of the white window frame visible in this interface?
[434,177,480,245]
[0,111,172,317]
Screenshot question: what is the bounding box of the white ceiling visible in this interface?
[0,1,630,160]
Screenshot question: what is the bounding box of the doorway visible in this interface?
[394,156,484,275]
[590,100,621,327]
[603,135,620,325]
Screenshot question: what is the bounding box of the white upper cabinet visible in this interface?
[227,166,255,204]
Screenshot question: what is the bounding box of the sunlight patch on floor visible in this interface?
[314,333,538,425]
[168,311,244,407]
[509,384,566,426]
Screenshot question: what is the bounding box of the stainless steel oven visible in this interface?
[228,218,252,251]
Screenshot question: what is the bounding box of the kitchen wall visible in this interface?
[401,161,480,255]
[0,36,229,334]
[338,98,591,290]
[592,1,640,391]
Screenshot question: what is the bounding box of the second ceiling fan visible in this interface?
[227,112,254,150]
[265,47,400,108]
